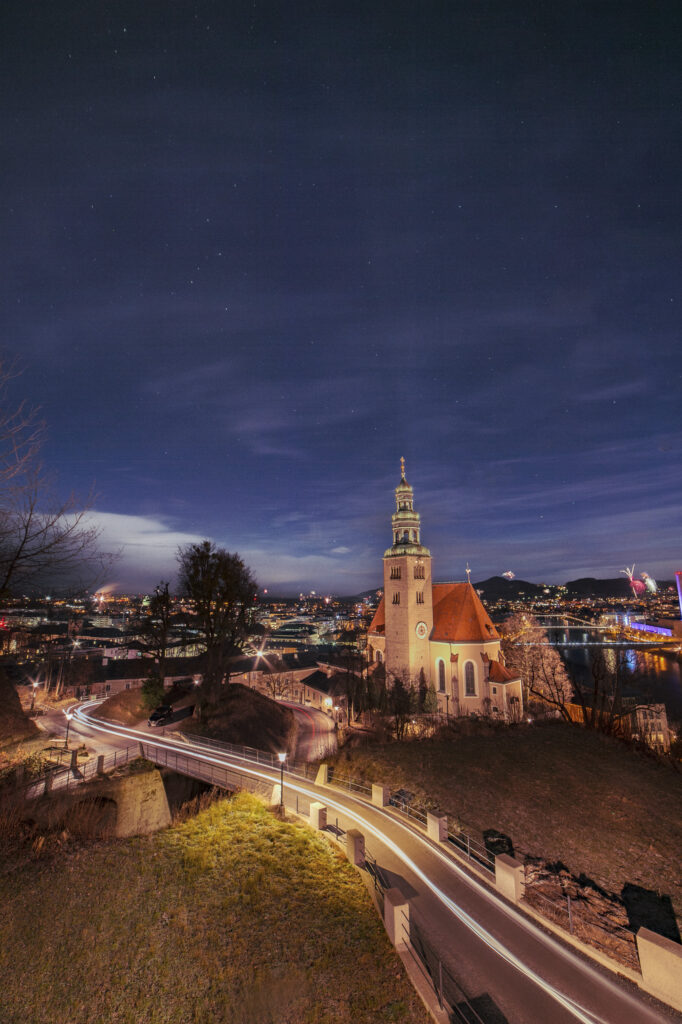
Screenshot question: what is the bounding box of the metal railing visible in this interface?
[404,908,489,1023]
[326,766,373,797]
[324,766,495,876]
[14,743,143,799]
[173,730,313,779]
[521,883,639,969]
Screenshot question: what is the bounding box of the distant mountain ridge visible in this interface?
[344,576,673,603]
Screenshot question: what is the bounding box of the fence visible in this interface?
[15,743,142,799]
[325,767,494,876]
[404,908,489,1023]
[174,730,318,782]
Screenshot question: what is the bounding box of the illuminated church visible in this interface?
[367,461,523,721]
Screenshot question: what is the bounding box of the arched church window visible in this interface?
[412,530,417,542]
[464,661,476,696]
[437,659,445,692]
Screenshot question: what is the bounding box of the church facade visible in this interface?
[367,461,523,721]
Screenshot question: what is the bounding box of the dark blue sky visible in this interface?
[2,2,680,593]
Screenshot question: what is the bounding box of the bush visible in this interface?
[140,674,165,711]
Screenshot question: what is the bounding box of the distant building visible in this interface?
[367,461,523,721]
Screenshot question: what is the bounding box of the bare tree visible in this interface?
[568,648,656,737]
[501,613,573,721]
[262,670,292,701]
[135,581,174,679]
[0,362,105,595]
[177,540,257,705]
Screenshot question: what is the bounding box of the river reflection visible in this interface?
[548,628,682,722]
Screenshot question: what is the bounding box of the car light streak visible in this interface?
[72,704,645,1024]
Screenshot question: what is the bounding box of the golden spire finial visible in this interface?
[466,563,472,583]
[400,456,405,480]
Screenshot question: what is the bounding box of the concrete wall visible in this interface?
[26,767,172,838]
[636,928,682,1012]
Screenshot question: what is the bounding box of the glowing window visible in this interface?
[464,661,476,696]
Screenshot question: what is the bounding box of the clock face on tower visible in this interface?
[415,621,428,639]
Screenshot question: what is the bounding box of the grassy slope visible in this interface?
[333,721,682,923]
[0,791,428,1024]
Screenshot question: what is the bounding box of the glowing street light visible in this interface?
[30,679,39,712]
[277,752,287,811]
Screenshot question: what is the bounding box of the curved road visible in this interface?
[281,701,337,761]
[68,703,676,1024]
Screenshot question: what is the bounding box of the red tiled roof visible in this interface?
[431,582,500,644]
[368,597,385,635]
[489,659,518,683]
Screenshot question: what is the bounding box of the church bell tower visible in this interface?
[383,458,433,681]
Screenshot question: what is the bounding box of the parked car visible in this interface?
[148,704,173,727]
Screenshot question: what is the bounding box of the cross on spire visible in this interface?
[400,456,406,480]
[465,563,471,583]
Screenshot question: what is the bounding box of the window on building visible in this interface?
[392,592,400,604]
[437,659,445,692]
[414,563,425,579]
[390,565,401,579]
[464,661,475,696]
[416,591,424,604]
[492,686,497,694]
[377,651,383,663]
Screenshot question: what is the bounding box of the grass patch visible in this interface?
[332,720,682,927]
[182,683,296,754]
[0,791,428,1024]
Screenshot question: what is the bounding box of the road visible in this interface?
[68,703,676,1024]
[280,701,338,761]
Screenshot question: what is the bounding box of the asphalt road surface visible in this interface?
[280,701,338,761]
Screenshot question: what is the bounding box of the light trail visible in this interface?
[71,703,660,1024]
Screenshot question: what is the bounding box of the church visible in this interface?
[367,461,523,721]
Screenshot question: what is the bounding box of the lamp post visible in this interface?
[445,693,450,720]
[30,680,38,712]
[64,710,73,749]
[277,752,286,811]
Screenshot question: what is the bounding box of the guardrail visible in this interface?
[404,907,488,1023]
[173,730,317,780]
[324,768,494,875]
[12,743,143,799]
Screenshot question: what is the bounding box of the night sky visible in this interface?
[2,2,680,594]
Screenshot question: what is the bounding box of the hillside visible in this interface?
[0,791,428,1024]
[93,681,297,754]
[331,721,682,931]
[0,668,38,747]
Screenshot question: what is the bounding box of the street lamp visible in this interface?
[445,693,450,719]
[30,680,39,712]
[64,710,74,749]
[277,752,286,811]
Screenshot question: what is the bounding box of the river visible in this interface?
[546,627,682,723]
